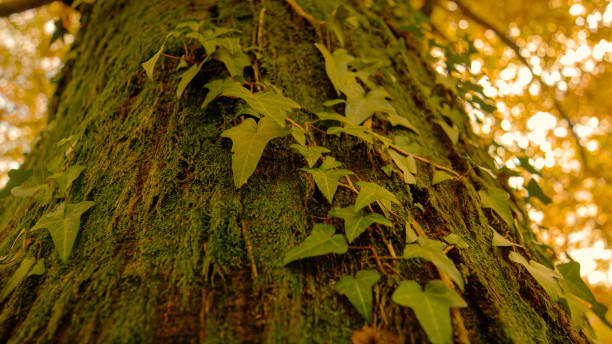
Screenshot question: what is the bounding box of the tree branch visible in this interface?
[451,0,592,172]
[0,0,56,17]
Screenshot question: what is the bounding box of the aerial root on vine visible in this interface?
[284,0,323,38]
[241,219,259,281]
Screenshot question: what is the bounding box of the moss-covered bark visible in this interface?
[0,0,586,343]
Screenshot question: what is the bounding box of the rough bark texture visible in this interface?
[0,0,585,343]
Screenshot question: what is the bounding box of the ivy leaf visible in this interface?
[432,170,454,185]
[386,112,420,134]
[48,165,86,197]
[31,201,95,263]
[388,150,416,184]
[29,258,46,276]
[404,238,464,291]
[215,37,250,78]
[290,145,330,168]
[176,61,204,99]
[291,126,306,146]
[354,181,399,212]
[142,43,165,80]
[283,224,348,265]
[491,227,521,247]
[0,256,36,302]
[314,43,360,97]
[479,188,514,228]
[391,280,467,344]
[443,233,468,249]
[518,156,540,175]
[560,292,591,329]
[525,178,552,205]
[335,270,381,320]
[202,79,236,109]
[326,5,351,47]
[315,111,351,123]
[327,126,374,144]
[330,207,392,243]
[221,117,290,188]
[302,158,353,203]
[11,184,48,200]
[0,169,32,198]
[509,252,561,301]
[434,120,459,144]
[557,261,612,328]
[221,83,300,128]
[345,88,396,125]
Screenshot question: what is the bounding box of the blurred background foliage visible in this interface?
[0,0,611,340]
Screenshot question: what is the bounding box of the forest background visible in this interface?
[1,0,611,340]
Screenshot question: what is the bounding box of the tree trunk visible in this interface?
[0,0,586,343]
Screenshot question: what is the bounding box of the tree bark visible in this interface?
[0,0,586,343]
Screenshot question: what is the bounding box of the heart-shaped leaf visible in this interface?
[509,252,561,301]
[283,224,348,265]
[302,157,353,203]
[392,280,467,344]
[354,181,399,212]
[291,145,330,168]
[330,207,392,243]
[222,117,290,188]
[403,238,464,291]
[335,270,381,320]
[220,83,300,127]
[479,188,514,228]
[32,201,95,263]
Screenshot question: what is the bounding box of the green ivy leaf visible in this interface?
[290,145,330,168]
[327,126,374,144]
[202,79,235,109]
[479,188,514,228]
[434,120,459,144]
[330,207,392,243]
[443,233,468,249]
[518,156,540,175]
[221,83,300,128]
[48,165,86,197]
[335,270,381,320]
[509,252,561,301]
[345,88,396,125]
[354,181,399,212]
[314,43,359,97]
[221,117,290,188]
[391,280,467,344]
[283,224,348,265]
[560,292,591,329]
[215,37,250,78]
[32,201,95,263]
[142,43,165,81]
[11,184,48,199]
[388,150,416,184]
[326,5,351,47]
[0,256,36,302]
[490,226,521,247]
[525,178,552,205]
[291,126,306,146]
[302,158,353,203]
[404,238,464,291]
[0,169,32,198]
[386,112,420,134]
[176,61,204,99]
[557,261,612,328]
[432,170,454,185]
